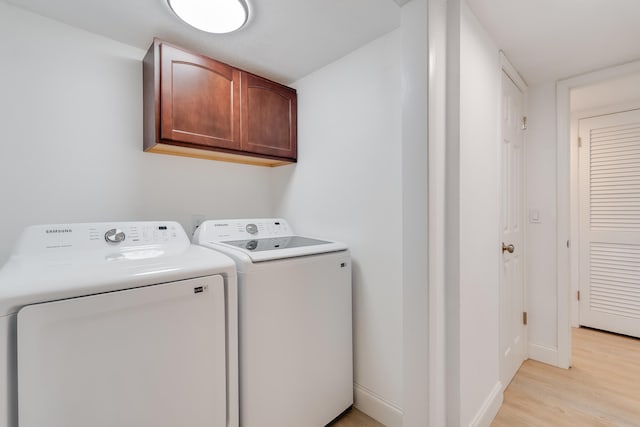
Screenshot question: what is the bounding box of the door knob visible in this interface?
[502,242,515,253]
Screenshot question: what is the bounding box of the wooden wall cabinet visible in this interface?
[143,39,297,166]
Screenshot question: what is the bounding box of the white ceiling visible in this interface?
[9,0,640,88]
[466,0,640,85]
[4,0,401,84]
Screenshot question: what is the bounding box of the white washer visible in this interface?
[0,221,238,427]
[193,218,352,427]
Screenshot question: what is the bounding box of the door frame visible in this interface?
[499,52,528,387]
[556,59,640,369]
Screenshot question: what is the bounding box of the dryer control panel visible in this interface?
[196,218,293,242]
[13,222,190,259]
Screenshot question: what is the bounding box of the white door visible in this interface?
[500,70,526,386]
[579,109,640,338]
[18,275,227,427]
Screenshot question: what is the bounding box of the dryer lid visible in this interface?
[0,221,235,316]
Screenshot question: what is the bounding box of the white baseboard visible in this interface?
[468,381,503,427]
[528,343,561,367]
[353,383,403,427]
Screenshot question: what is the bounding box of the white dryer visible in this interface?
[193,218,352,427]
[0,221,238,427]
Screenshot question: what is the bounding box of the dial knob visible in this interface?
[246,223,258,234]
[105,228,126,244]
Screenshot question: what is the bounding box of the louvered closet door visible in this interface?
[579,109,640,337]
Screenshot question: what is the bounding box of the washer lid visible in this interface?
[193,218,348,262]
[212,238,347,262]
[223,236,332,252]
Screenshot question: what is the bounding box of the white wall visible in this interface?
[524,82,559,359]
[458,2,503,425]
[271,31,404,426]
[443,1,503,425]
[571,72,640,112]
[0,2,274,265]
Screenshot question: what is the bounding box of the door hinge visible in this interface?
[578,137,582,147]
[521,116,528,131]
[522,311,528,325]
[577,291,581,301]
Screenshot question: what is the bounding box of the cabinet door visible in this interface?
[241,73,297,160]
[161,43,241,150]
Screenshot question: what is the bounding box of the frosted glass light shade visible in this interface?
[168,0,249,34]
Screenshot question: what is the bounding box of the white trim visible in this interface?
[570,110,581,328]
[468,382,503,427]
[401,0,429,425]
[556,58,640,370]
[354,383,403,427]
[500,51,527,92]
[444,1,462,425]
[428,0,447,426]
[556,80,572,369]
[571,100,640,119]
[559,60,640,90]
[527,343,559,367]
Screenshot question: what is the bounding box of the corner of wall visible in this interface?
[354,383,403,427]
[468,382,503,427]
[528,343,559,367]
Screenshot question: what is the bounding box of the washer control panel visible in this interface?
[198,219,293,241]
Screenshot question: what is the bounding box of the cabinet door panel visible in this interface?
[241,73,297,159]
[161,44,240,150]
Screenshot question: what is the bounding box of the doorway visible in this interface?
[572,85,640,338]
[557,61,640,366]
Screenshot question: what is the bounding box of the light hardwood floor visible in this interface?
[330,328,639,427]
[492,327,640,426]
[330,408,385,427]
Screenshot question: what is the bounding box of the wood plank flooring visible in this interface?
[330,408,385,427]
[492,327,640,426]
[331,328,639,426]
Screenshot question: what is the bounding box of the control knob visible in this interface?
[246,223,258,234]
[105,228,126,244]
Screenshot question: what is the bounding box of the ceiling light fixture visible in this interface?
[168,0,249,34]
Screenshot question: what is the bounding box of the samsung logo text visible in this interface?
[46,229,73,234]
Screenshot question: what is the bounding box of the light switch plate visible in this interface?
[529,209,541,223]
